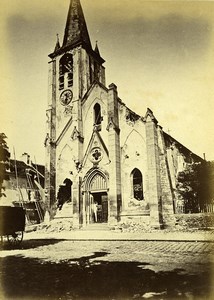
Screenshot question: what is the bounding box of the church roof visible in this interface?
[62,0,92,50]
[163,132,203,163]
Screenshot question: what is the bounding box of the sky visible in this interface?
[0,0,214,164]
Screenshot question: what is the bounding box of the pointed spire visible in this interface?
[62,0,92,49]
[94,41,100,56]
[54,34,61,52]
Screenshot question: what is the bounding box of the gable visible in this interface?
[82,129,109,170]
[82,83,108,123]
[82,82,108,149]
[82,81,108,105]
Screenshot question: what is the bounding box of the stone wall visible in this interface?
[119,103,148,217]
[175,213,214,230]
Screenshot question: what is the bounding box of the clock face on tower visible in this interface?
[60,89,73,106]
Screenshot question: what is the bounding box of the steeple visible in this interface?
[62,0,92,50]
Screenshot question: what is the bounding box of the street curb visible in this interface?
[24,231,214,243]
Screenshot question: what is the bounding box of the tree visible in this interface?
[198,161,214,210]
[176,161,214,213]
[176,163,200,213]
[0,133,10,198]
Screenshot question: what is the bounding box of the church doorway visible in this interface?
[84,169,108,225]
[91,192,108,223]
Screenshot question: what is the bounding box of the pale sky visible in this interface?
[0,0,214,164]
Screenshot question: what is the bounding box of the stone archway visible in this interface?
[83,169,108,224]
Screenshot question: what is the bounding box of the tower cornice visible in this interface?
[49,41,105,64]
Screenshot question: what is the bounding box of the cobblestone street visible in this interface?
[0,234,214,300]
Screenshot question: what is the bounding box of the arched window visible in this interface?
[132,168,144,200]
[59,54,73,90]
[57,178,72,210]
[94,103,102,131]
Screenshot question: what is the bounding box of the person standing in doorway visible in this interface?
[93,201,98,222]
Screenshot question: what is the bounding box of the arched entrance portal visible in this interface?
[84,170,108,224]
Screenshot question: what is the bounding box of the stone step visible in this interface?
[82,223,109,231]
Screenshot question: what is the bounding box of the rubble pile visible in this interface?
[31,219,74,233]
[113,213,214,233]
[114,221,153,233]
[26,213,214,234]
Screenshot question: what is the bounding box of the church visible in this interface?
[45,0,202,229]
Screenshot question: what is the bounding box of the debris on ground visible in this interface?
[113,213,214,233]
[26,218,74,233]
[26,213,214,234]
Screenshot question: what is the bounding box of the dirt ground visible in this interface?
[0,235,214,300]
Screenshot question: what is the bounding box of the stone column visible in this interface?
[69,48,84,228]
[45,59,56,220]
[70,126,84,229]
[72,176,82,229]
[157,126,175,228]
[145,109,163,228]
[107,83,122,226]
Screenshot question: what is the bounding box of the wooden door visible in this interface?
[101,194,108,223]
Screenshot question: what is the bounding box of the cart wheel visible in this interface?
[7,231,23,245]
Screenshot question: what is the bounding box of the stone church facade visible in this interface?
[45,0,202,229]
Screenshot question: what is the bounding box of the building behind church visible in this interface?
[45,0,203,229]
[2,152,45,224]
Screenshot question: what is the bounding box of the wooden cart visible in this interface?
[0,206,26,246]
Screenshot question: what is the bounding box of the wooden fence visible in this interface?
[176,202,214,214]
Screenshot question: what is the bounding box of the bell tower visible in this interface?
[45,0,106,218]
[49,0,105,108]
